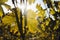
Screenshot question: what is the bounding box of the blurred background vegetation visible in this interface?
[0,0,60,40]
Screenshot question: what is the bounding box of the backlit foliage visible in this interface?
[0,0,60,40]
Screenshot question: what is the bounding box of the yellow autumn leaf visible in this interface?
[0,6,3,17]
[2,3,11,10]
[50,8,55,15]
[27,0,35,4]
[27,10,39,33]
[2,15,16,25]
[0,0,8,3]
